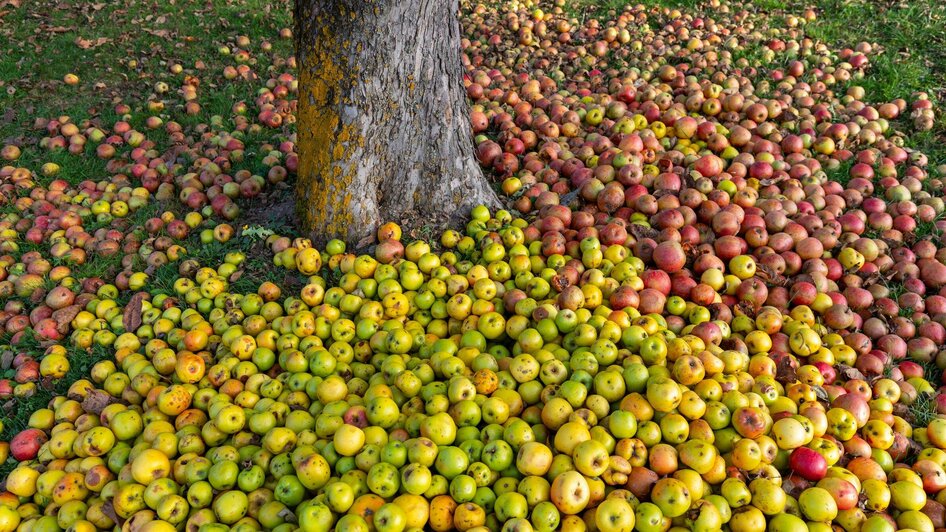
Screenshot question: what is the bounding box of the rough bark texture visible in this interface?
[295,0,500,244]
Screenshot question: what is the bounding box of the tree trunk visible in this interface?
[295,0,499,245]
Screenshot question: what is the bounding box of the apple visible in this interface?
[550,471,590,515]
[595,497,635,532]
[790,447,828,481]
[650,478,691,518]
[10,428,47,461]
[799,487,838,522]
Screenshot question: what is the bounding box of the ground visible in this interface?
[0,0,945,525]
[2,0,943,166]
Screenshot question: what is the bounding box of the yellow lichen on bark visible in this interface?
[295,8,367,240]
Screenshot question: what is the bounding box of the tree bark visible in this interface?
[295,0,500,245]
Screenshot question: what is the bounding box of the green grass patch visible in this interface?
[0,0,294,158]
[564,0,945,169]
[823,158,856,188]
[908,391,940,429]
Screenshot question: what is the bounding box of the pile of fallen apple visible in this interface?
[1,0,946,531]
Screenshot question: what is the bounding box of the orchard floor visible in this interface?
[0,0,945,530]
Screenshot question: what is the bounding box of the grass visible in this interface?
[883,279,906,300]
[915,214,946,241]
[563,0,635,20]
[3,0,942,185]
[35,150,109,186]
[0,342,113,480]
[803,0,946,177]
[909,391,940,430]
[804,0,945,97]
[565,0,946,181]
[0,0,294,167]
[0,343,112,440]
[823,158,856,189]
[0,0,294,438]
[148,262,182,297]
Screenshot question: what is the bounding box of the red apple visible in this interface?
[790,447,827,481]
[11,428,48,461]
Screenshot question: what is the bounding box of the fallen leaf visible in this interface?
[837,364,867,382]
[893,401,910,418]
[52,305,82,335]
[75,36,111,49]
[628,223,659,242]
[81,389,117,414]
[278,508,297,524]
[101,502,123,526]
[775,356,797,384]
[356,233,377,249]
[143,28,172,38]
[122,292,146,332]
[560,188,580,207]
[760,175,787,186]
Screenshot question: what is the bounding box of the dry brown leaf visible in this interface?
[75,36,111,49]
[101,501,122,526]
[81,389,117,414]
[144,28,172,38]
[837,364,867,382]
[628,223,659,242]
[356,234,377,249]
[52,305,82,335]
[122,292,146,332]
[0,351,13,370]
[775,356,797,384]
